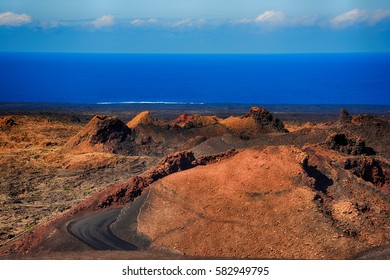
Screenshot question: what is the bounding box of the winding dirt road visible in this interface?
[67,208,137,251]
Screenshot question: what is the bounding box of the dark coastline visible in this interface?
[1,102,389,122]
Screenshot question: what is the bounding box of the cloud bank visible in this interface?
[0,12,31,26]
[2,8,390,31]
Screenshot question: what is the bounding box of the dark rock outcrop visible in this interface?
[345,113,390,158]
[221,106,288,136]
[352,114,383,126]
[246,106,287,132]
[326,133,375,156]
[143,150,196,182]
[62,115,134,154]
[344,158,387,188]
[339,109,352,124]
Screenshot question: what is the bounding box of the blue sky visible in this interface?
[1,1,390,53]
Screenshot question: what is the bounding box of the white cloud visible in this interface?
[0,11,31,26]
[233,11,320,28]
[232,11,286,27]
[131,19,144,26]
[130,17,204,28]
[254,11,286,25]
[170,18,207,28]
[330,9,367,28]
[330,9,390,28]
[131,18,158,26]
[91,15,114,28]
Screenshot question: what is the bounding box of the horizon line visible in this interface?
[1,101,390,106]
[1,50,390,55]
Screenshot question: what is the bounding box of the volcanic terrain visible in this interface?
[0,106,389,259]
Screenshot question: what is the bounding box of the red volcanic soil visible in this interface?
[123,146,389,259]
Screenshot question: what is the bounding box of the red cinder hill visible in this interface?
[111,145,389,259]
[62,115,134,154]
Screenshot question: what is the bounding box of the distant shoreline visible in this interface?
[1,102,389,122]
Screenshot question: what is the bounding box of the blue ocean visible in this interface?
[0,53,389,105]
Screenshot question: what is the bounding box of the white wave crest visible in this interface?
[97,101,205,105]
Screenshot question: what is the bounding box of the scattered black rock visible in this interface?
[0,116,17,128]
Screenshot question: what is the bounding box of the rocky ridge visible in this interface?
[62,107,287,156]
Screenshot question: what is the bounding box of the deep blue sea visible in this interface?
[0,53,389,105]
